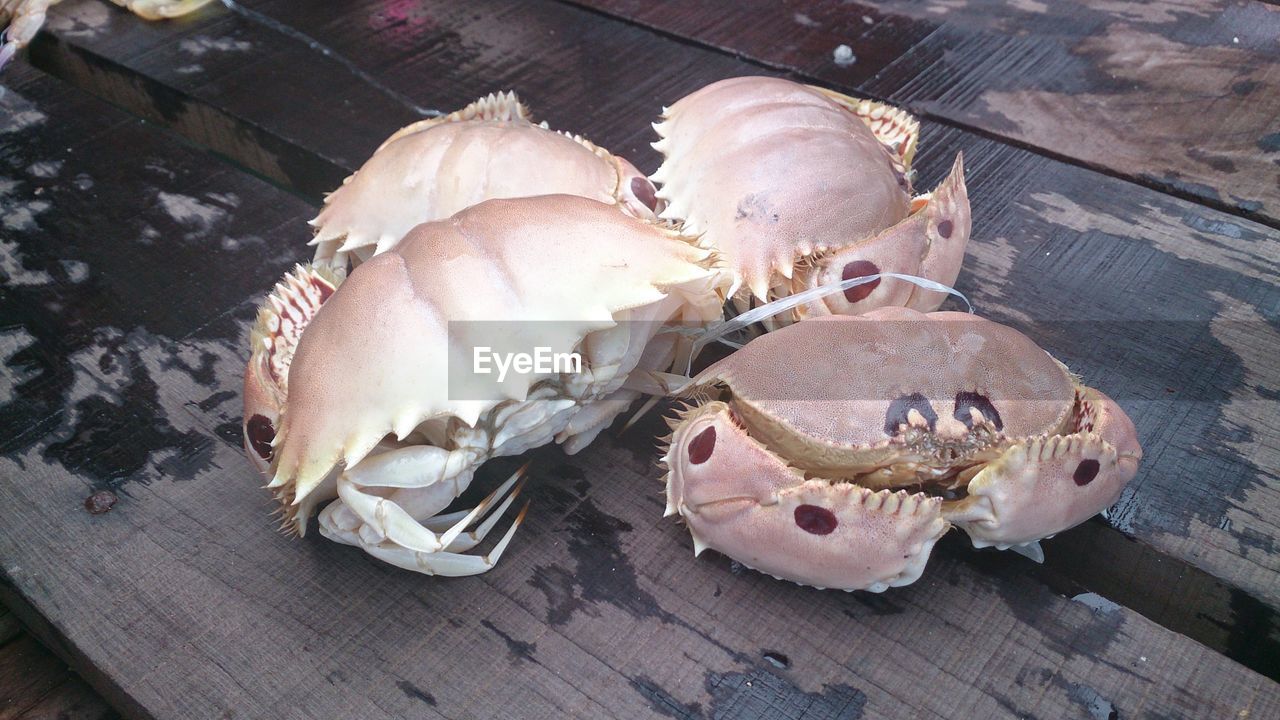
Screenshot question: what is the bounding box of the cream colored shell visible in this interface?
[272,195,721,504]
[653,77,911,300]
[310,92,658,267]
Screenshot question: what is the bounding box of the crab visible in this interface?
[309,91,661,269]
[243,195,726,575]
[660,308,1142,591]
[0,0,212,69]
[651,76,970,325]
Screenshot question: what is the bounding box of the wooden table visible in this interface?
[1,1,1277,718]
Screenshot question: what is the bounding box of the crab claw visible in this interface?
[664,402,949,592]
[0,0,50,72]
[798,152,969,316]
[613,155,664,220]
[242,264,341,533]
[944,388,1142,549]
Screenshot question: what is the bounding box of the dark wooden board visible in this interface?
[0,609,117,720]
[567,0,1280,226]
[2,64,1279,719]
[24,0,1280,665]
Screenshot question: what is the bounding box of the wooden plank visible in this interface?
[566,0,1280,226]
[0,609,20,647]
[1,63,1278,719]
[13,677,119,720]
[0,621,116,720]
[24,0,1280,664]
[0,635,71,720]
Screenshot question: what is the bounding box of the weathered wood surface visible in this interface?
[2,64,1279,719]
[568,0,1280,226]
[0,609,118,720]
[25,0,1280,660]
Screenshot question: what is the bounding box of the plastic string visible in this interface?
[671,272,974,377]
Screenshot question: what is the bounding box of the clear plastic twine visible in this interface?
[673,272,974,377]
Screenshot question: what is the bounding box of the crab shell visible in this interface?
[309,91,660,268]
[661,308,1142,591]
[652,76,970,319]
[244,195,725,534]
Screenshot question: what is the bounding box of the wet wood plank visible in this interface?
[0,635,67,720]
[0,611,117,720]
[2,63,1278,719]
[567,0,1280,225]
[24,0,1280,664]
[0,610,19,648]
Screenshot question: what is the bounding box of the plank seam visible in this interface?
[553,0,1280,232]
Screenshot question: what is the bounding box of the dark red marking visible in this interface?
[688,425,716,465]
[841,260,881,303]
[937,219,954,239]
[84,490,118,515]
[246,414,276,461]
[954,391,1003,431]
[794,505,838,535]
[1073,459,1101,486]
[884,393,937,435]
[631,176,659,211]
[312,276,336,303]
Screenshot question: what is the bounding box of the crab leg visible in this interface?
[0,0,53,70]
[359,503,529,576]
[317,444,479,546]
[944,388,1142,549]
[664,402,948,592]
[320,466,527,556]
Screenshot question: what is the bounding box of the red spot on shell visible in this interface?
[841,260,881,303]
[246,414,275,461]
[937,219,954,239]
[794,504,838,535]
[631,176,659,211]
[1073,459,1101,486]
[688,426,716,465]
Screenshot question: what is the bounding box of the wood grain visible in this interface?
[24,0,1280,661]
[567,0,1280,226]
[0,622,116,720]
[1,63,1277,719]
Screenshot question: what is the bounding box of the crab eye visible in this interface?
[246,414,275,461]
[884,393,937,435]
[953,392,1003,431]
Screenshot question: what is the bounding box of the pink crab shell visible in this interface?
[651,76,970,318]
[246,195,724,533]
[309,91,660,267]
[661,308,1142,591]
